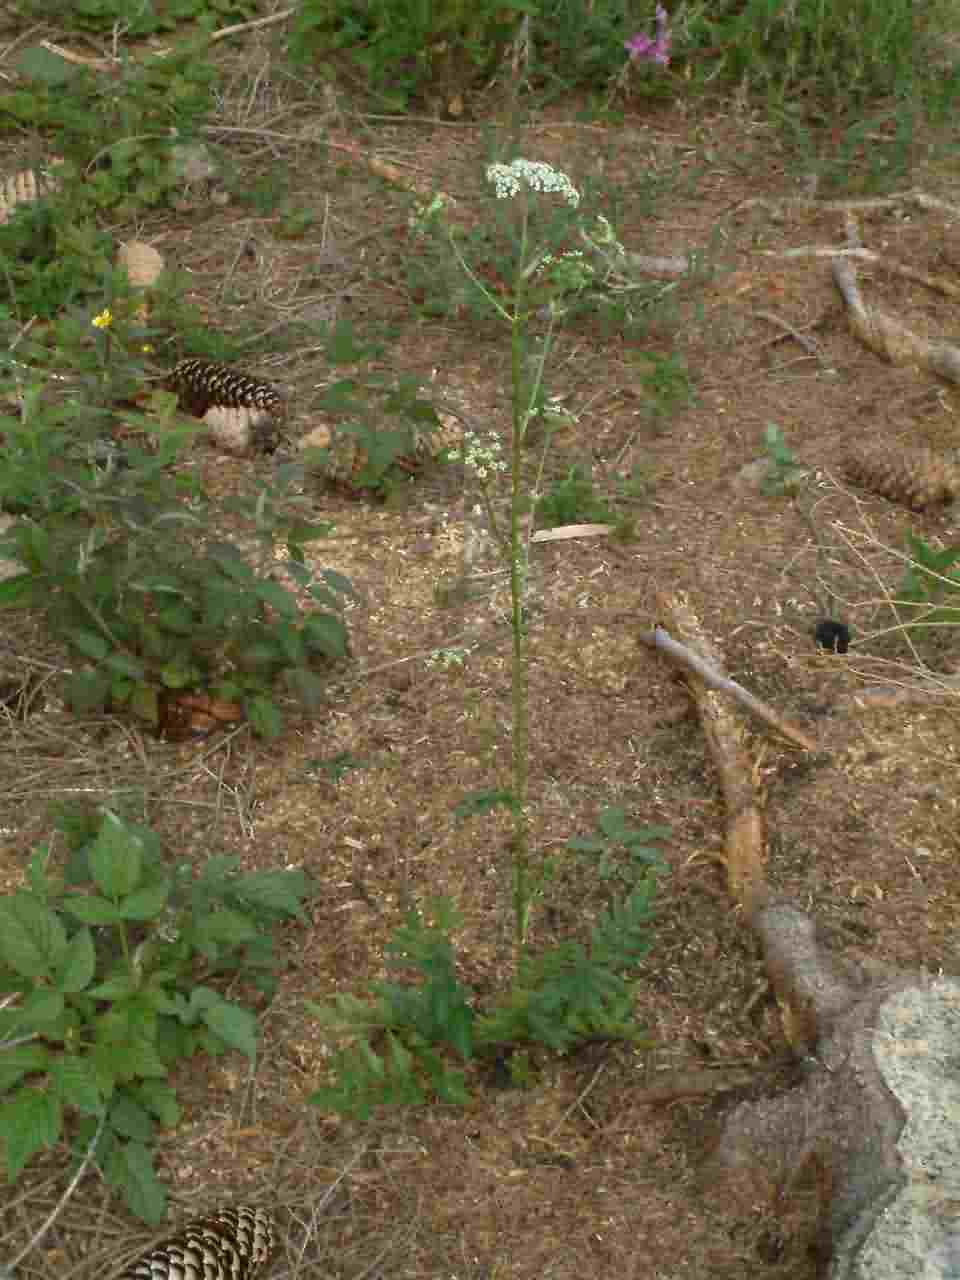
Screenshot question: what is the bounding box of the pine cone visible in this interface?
[118,1206,275,1280]
[168,360,284,418]
[843,445,960,511]
[167,361,285,454]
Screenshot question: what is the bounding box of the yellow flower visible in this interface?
[92,308,113,330]
[141,343,154,354]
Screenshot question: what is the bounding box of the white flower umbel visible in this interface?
[451,429,509,480]
[486,159,581,208]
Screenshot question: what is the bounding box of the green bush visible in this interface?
[0,809,312,1221]
[0,384,351,739]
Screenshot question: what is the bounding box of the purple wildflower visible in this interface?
[625,4,671,66]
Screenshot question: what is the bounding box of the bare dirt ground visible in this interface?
[1,29,960,1280]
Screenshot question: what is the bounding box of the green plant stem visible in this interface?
[508,208,532,957]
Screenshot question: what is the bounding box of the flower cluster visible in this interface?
[92,308,113,329]
[486,159,580,208]
[450,430,509,480]
[625,4,672,65]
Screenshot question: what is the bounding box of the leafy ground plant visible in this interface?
[0,385,351,738]
[0,809,311,1222]
[307,884,657,1116]
[567,807,670,890]
[895,533,960,635]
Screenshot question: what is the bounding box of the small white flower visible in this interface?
[459,429,508,477]
[486,159,580,208]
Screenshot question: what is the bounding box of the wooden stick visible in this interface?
[639,623,819,753]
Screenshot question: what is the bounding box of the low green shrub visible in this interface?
[0,809,312,1221]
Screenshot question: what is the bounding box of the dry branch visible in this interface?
[647,591,773,917]
[832,256,960,384]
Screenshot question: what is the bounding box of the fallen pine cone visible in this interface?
[118,1205,274,1280]
[843,445,960,511]
[167,359,286,454]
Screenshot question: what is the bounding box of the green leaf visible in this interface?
[64,627,110,662]
[92,1038,167,1082]
[0,1087,62,1180]
[254,580,299,619]
[16,45,80,86]
[0,894,66,978]
[61,895,122,926]
[49,1056,102,1113]
[200,999,258,1060]
[159,661,196,689]
[119,879,171,922]
[302,612,348,659]
[104,653,147,680]
[64,669,112,713]
[234,869,310,917]
[0,573,37,607]
[20,989,64,1027]
[55,927,96,993]
[197,908,258,946]
[89,812,143,898]
[106,1139,166,1224]
[88,975,139,1000]
[0,1045,50,1093]
[246,695,282,739]
[110,1093,155,1141]
[131,1079,180,1127]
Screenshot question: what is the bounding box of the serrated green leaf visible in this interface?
[91,1039,166,1082]
[200,1000,257,1060]
[0,894,66,978]
[89,812,143,898]
[197,908,257,945]
[106,1139,166,1224]
[0,1045,50,1093]
[49,1056,102,1113]
[55,927,96,993]
[0,1087,62,1180]
[130,1079,180,1128]
[109,1093,155,1142]
[234,869,310,917]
